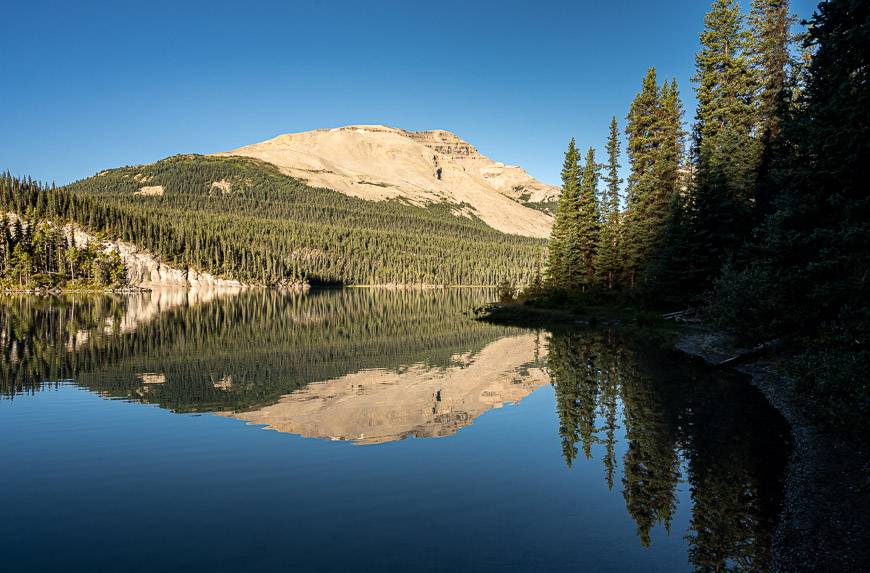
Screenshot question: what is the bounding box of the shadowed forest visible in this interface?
[526,0,868,438]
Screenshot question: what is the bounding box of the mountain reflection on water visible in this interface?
[0,288,789,571]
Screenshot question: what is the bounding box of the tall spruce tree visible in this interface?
[624,68,662,288]
[691,0,758,284]
[597,117,623,289]
[623,69,684,289]
[657,80,685,203]
[577,147,602,289]
[647,79,692,296]
[546,138,581,288]
[749,0,793,141]
[749,0,795,217]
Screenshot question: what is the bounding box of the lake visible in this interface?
[0,288,789,572]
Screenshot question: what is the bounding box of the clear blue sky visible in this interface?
[1,0,818,186]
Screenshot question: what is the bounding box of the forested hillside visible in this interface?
[61,155,544,286]
[0,175,126,290]
[1,157,544,287]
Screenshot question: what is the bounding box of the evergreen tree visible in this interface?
[657,80,685,202]
[597,117,623,289]
[576,147,602,289]
[624,68,662,288]
[647,79,691,295]
[546,139,581,288]
[749,0,795,217]
[691,0,758,284]
[623,70,685,289]
[708,0,870,431]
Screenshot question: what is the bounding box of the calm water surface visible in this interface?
[0,289,789,572]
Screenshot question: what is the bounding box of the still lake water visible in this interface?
[0,288,789,572]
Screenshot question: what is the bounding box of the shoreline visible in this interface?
[675,328,869,573]
[478,302,869,572]
[1,283,497,295]
[0,286,152,295]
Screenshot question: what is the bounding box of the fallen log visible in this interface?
[716,339,782,368]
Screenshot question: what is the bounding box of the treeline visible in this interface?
[0,175,126,290]
[34,155,543,287]
[545,71,686,293]
[540,0,868,432]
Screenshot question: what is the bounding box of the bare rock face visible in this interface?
[68,226,247,289]
[408,129,559,204]
[3,212,249,289]
[215,125,557,238]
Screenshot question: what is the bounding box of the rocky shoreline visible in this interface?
[676,329,869,572]
[0,285,152,295]
[478,303,869,571]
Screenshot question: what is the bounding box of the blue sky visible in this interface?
[1,0,819,186]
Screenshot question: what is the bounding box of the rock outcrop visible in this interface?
[215,125,557,238]
[67,226,249,289]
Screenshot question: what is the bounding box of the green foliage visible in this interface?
[2,156,544,288]
[576,147,602,288]
[532,0,867,438]
[0,181,128,291]
[623,69,685,289]
[597,117,623,289]
[704,261,789,341]
[496,279,517,303]
[702,0,869,435]
[545,140,603,293]
[690,0,760,283]
[546,139,581,289]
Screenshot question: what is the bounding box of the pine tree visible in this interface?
[705,0,869,433]
[623,69,685,289]
[749,0,793,142]
[646,79,692,296]
[658,80,685,200]
[623,68,662,288]
[691,0,758,283]
[597,117,623,289]
[546,139,581,289]
[576,147,602,289]
[749,0,795,217]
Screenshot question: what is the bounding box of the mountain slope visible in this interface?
[55,155,544,286]
[215,125,557,237]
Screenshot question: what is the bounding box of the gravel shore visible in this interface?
[676,329,870,572]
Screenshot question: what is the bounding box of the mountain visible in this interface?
[2,126,553,287]
[45,155,544,286]
[215,125,557,237]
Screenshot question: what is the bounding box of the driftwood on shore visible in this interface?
[662,309,700,323]
[715,339,783,368]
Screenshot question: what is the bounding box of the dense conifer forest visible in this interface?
[531,0,868,436]
[1,156,544,288]
[0,175,126,290]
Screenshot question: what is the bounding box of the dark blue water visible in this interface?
[0,289,788,572]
